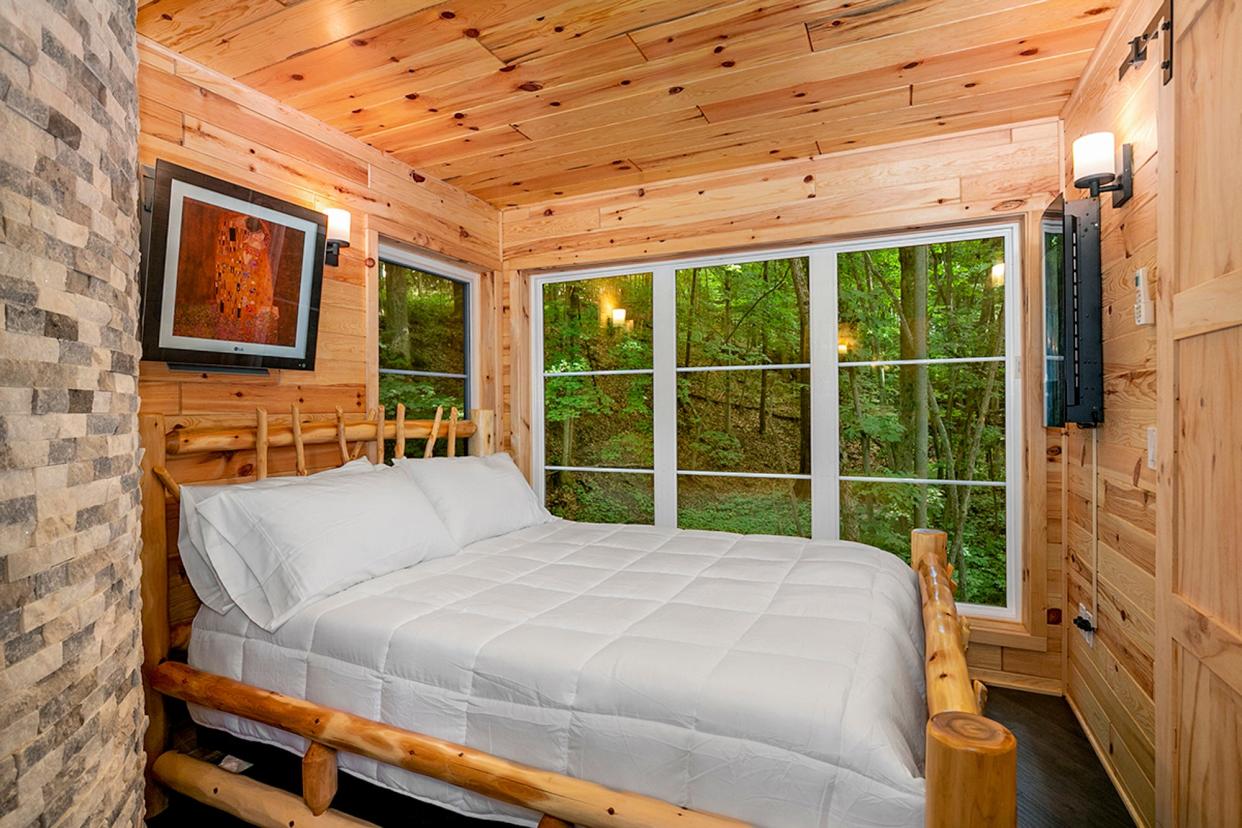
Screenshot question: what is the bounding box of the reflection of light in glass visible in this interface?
[990,261,1005,287]
[611,307,627,326]
[837,322,856,355]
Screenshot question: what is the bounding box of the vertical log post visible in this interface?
[925,712,1016,828]
[376,405,385,465]
[446,406,459,457]
[469,408,496,457]
[291,404,307,476]
[302,742,339,816]
[424,405,443,458]
[255,408,268,480]
[394,403,406,459]
[139,414,170,815]
[335,406,349,465]
[351,408,374,460]
[913,529,1016,827]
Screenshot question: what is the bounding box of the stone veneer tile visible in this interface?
[0,0,144,825]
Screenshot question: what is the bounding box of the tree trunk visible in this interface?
[384,263,410,367]
[683,268,697,367]
[790,258,811,496]
[758,261,770,435]
[723,267,733,434]
[899,246,930,527]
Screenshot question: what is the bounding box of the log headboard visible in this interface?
[137,404,496,792]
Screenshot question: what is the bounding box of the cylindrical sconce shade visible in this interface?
[1072,132,1116,187]
[325,208,351,242]
[611,307,627,326]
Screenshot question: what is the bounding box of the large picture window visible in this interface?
[377,246,475,428]
[532,225,1021,617]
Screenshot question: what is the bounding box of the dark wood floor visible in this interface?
[147,687,1134,827]
[987,687,1135,828]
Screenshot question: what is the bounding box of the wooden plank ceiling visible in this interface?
[137,0,1114,207]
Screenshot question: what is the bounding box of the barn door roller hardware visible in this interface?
[1118,0,1173,85]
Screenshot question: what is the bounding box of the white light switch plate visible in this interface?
[1147,426,1158,470]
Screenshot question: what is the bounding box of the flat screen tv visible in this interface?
[140,160,327,371]
[1042,194,1103,427]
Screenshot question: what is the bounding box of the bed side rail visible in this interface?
[147,661,747,828]
[911,529,1017,828]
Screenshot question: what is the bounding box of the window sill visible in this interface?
[962,616,1048,652]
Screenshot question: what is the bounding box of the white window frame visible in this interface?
[377,243,480,412]
[531,222,1022,620]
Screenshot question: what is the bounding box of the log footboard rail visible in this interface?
[146,660,745,828]
[912,529,1017,828]
[138,405,1014,826]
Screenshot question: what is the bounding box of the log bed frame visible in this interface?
[138,404,1017,827]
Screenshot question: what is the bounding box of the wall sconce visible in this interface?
[324,208,351,267]
[611,307,627,326]
[990,261,1005,287]
[1072,132,1133,208]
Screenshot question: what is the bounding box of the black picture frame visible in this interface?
[140,160,327,372]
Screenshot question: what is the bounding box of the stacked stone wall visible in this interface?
[0,0,145,824]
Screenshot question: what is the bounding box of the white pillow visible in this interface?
[196,464,456,631]
[395,452,551,547]
[178,458,375,616]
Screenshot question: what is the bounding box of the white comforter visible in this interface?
[189,520,928,827]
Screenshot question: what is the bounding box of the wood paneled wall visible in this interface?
[1058,0,1162,824]
[135,38,502,466]
[501,121,1065,692]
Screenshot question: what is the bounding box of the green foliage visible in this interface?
[378,374,463,420]
[378,262,467,376]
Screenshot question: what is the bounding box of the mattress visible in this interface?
[188,520,929,827]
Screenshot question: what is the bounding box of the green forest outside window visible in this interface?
[532,224,1022,617]
[377,248,473,454]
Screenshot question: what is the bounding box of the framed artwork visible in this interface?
[140,160,327,371]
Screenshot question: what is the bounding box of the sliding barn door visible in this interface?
[1156,0,1242,824]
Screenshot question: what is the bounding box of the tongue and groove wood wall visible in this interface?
[499,119,1067,696]
[1057,0,1163,824]
[134,37,504,479]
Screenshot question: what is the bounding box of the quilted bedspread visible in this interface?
[189,520,928,827]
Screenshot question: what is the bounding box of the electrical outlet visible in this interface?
[1074,603,1095,647]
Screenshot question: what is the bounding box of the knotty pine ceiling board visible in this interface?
[138,0,1115,207]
